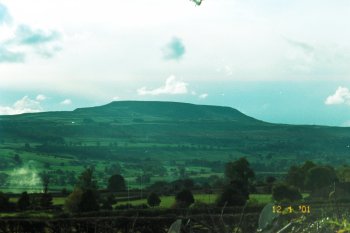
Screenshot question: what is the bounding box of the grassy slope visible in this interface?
[1,101,350,191]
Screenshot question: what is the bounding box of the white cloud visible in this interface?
[36,94,46,101]
[60,99,72,105]
[325,86,350,105]
[198,93,208,99]
[0,3,61,63]
[112,96,120,101]
[342,120,350,127]
[137,75,188,96]
[0,96,42,115]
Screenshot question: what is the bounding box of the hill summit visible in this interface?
[72,101,263,124]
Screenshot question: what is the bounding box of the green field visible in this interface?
[115,194,273,208]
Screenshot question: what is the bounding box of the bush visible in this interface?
[216,185,247,207]
[147,192,161,207]
[17,192,30,211]
[272,183,302,202]
[107,174,126,192]
[0,192,11,211]
[217,179,249,207]
[175,189,194,208]
[78,189,99,212]
[64,189,83,213]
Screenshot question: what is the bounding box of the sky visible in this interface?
[1,0,350,126]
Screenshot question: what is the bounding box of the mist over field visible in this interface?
[6,161,42,193]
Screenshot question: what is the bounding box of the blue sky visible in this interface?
[1,0,350,126]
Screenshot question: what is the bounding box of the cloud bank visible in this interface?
[0,96,43,115]
[36,94,46,101]
[137,75,188,96]
[325,86,350,105]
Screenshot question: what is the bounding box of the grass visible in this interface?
[115,193,272,208]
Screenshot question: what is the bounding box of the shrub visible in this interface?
[17,192,30,211]
[147,192,161,207]
[175,189,194,208]
[272,183,302,202]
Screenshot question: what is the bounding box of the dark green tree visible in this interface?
[305,166,338,193]
[175,189,194,208]
[217,179,249,207]
[13,154,22,165]
[107,174,126,192]
[301,161,316,173]
[147,192,161,207]
[65,168,99,213]
[40,171,50,194]
[225,157,255,184]
[40,193,53,209]
[265,176,277,193]
[77,167,97,191]
[286,166,304,189]
[105,163,122,175]
[272,183,302,202]
[266,176,276,184]
[0,192,11,211]
[221,158,254,206]
[78,189,99,212]
[64,189,83,213]
[101,193,116,210]
[17,192,30,211]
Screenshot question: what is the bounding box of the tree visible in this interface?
[272,183,302,202]
[107,174,126,192]
[178,166,186,179]
[13,154,22,165]
[65,168,99,213]
[105,163,122,175]
[64,189,83,213]
[24,143,31,150]
[77,167,97,191]
[305,166,338,193]
[175,189,194,208]
[78,189,99,212]
[64,188,99,213]
[266,176,276,184]
[225,157,255,184]
[337,165,350,182]
[182,179,195,190]
[40,171,50,194]
[40,193,53,209]
[286,161,316,190]
[301,161,316,173]
[217,179,249,207]
[286,165,304,189]
[221,158,254,206]
[0,192,11,211]
[17,192,30,211]
[147,192,161,207]
[265,176,277,193]
[101,193,116,210]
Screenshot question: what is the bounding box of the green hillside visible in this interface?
[0,101,349,191]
